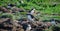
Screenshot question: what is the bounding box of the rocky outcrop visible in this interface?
[0,18,24,31]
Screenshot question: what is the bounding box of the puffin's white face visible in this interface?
[33,8,35,11]
[30,8,35,14]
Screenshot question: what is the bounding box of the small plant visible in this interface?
[0,13,13,19]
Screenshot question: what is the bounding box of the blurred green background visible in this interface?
[0,0,60,20]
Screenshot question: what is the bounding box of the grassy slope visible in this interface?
[0,0,60,20]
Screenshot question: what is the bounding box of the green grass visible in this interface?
[0,0,60,20]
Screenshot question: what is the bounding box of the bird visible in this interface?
[27,8,35,22]
[26,24,31,31]
[50,19,56,25]
[7,4,16,9]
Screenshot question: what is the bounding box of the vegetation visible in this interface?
[0,0,60,21]
[0,0,60,31]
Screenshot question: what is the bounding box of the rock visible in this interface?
[0,6,11,13]
[11,7,25,13]
[0,18,23,31]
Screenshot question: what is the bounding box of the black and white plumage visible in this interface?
[27,14,34,22]
[22,23,31,31]
[50,19,56,25]
[29,8,35,14]
[26,24,31,31]
[27,8,35,22]
[22,23,28,31]
[8,4,16,7]
[7,4,16,9]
